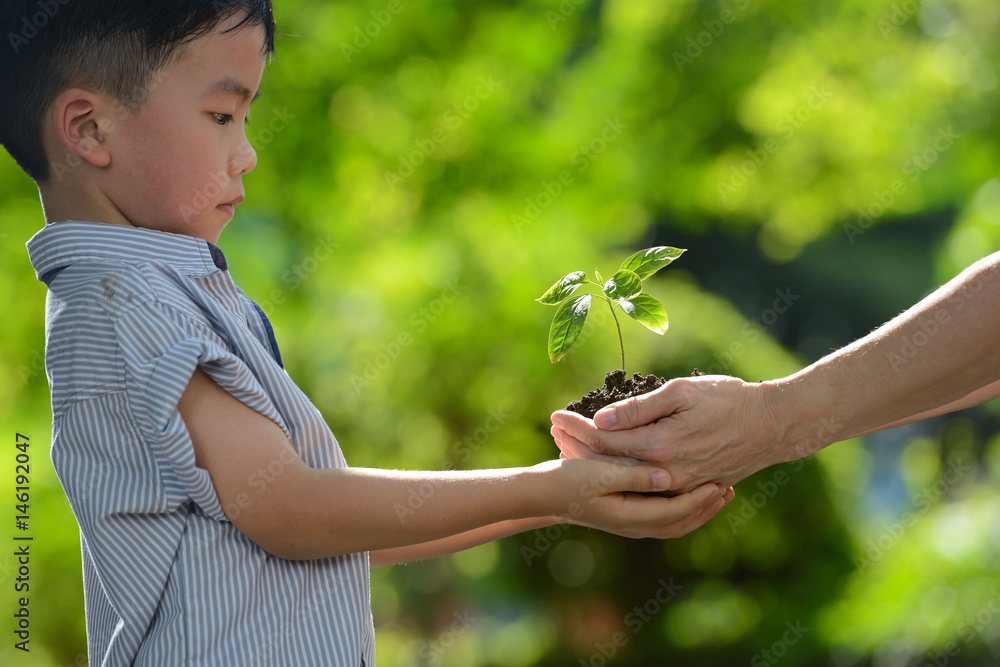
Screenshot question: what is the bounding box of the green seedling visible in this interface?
[536,246,686,371]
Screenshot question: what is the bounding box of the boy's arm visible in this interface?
[178,369,729,561]
[369,489,730,567]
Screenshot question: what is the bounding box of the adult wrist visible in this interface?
[756,378,820,466]
[757,372,839,464]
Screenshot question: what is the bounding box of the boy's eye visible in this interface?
[212,113,250,126]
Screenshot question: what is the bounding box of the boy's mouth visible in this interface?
[217,195,245,217]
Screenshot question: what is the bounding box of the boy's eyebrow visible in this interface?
[202,76,261,103]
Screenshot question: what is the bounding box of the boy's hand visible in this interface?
[533,459,732,540]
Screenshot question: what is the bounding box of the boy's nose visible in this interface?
[230,135,257,176]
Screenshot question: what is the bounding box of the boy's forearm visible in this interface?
[766,252,1000,458]
[266,465,566,561]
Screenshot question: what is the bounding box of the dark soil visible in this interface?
[565,368,705,419]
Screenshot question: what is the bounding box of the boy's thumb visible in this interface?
[624,467,671,492]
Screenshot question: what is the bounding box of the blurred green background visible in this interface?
[4,0,1000,664]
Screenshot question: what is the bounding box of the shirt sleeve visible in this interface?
[111,296,289,521]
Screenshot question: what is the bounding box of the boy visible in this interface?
[2,1,731,664]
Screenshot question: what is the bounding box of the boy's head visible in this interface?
[1,1,276,242]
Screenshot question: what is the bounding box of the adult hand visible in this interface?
[550,374,792,493]
[553,254,1000,494]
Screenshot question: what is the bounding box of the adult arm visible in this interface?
[852,377,1000,436]
[369,519,551,568]
[178,369,730,561]
[551,252,1000,491]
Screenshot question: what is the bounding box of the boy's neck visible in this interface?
[38,179,134,229]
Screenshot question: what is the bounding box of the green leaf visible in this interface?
[548,294,591,362]
[619,246,686,280]
[595,268,604,284]
[620,293,669,334]
[537,271,587,305]
[602,269,642,301]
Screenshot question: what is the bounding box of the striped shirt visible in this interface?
[27,221,373,667]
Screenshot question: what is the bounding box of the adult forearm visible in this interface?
[768,252,1000,458]
[369,517,555,568]
[852,377,1000,437]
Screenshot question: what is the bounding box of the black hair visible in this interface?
[0,1,276,183]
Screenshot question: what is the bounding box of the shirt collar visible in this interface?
[26,221,229,286]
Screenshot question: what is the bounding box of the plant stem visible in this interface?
[606,298,625,372]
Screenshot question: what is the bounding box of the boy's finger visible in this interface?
[664,495,727,537]
[602,482,726,538]
[552,427,645,466]
[551,411,660,461]
[670,484,727,522]
[623,480,723,522]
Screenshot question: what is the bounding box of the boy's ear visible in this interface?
[49,88,115,169]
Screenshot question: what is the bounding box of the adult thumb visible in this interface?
[593,379,685,431]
